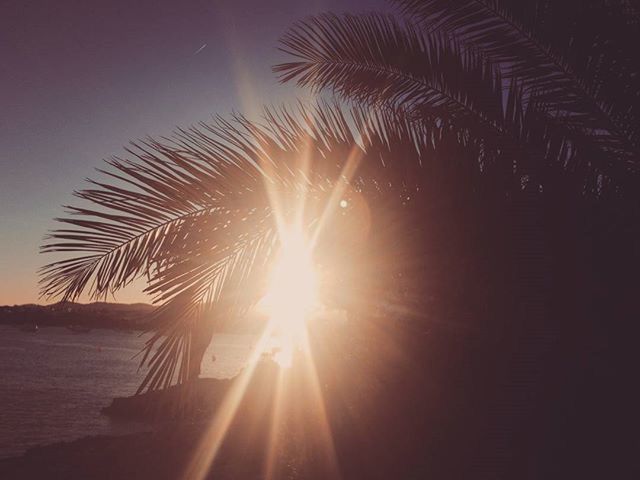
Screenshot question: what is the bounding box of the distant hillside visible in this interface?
[0,302,268,333]
[0,302,154,330]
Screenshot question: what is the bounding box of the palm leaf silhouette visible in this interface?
[40,0,640,394]
[393,0,640,168]
[41,102,462,391]
[275,6,640,191]
[275,13,619,191]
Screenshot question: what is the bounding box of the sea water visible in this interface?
[0,325,254,458]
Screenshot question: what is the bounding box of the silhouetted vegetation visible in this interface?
[33,0,640,477]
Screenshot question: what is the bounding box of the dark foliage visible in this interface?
[38,3,640,475]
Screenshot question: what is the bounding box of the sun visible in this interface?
[259,228,318,365]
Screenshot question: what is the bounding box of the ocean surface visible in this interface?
[0,325,254,459]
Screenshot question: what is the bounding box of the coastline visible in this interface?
[0,359,351,479]
[0,366,273,479]
[0,302,154,332]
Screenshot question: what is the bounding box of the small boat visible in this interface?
[20,323,39,333]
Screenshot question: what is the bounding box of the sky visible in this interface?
[0,0,390,305]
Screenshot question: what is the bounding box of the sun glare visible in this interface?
[183,144,363,479]
[260,228,318,366]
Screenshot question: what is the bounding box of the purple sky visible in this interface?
[0,0,389,304]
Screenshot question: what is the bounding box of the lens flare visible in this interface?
[260,228,318,367]
[184,140,364,479]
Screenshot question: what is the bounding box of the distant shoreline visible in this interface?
[0,302,154,331]
[0,302,270,333]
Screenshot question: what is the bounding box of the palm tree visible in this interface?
[274,1,640,193]
[272,5,640,471]
[41,103,485,392]
[41,0,640,396]
[271,2,640,383]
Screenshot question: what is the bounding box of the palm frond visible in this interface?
[42,101,452,391]
[275,14,506,126]
[40,93,629,392]
[393,0,640,170]
[277,14,621,188]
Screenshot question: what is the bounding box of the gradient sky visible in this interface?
[0,0,390,305]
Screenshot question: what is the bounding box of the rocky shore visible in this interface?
[0,358,383,479]
[1,318,638,479]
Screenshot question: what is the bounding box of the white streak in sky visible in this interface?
[193,43,207,56]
